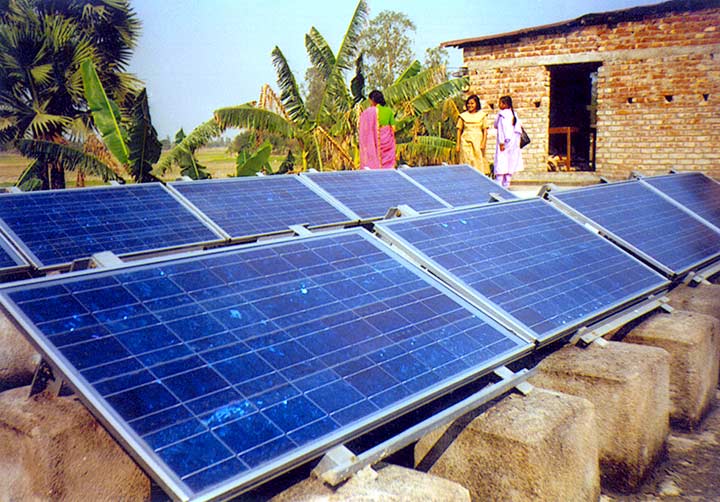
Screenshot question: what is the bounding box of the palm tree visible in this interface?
[0,0,141,189]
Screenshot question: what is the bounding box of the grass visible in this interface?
[0,147,285,187]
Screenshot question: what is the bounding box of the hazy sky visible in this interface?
[128,0,658,139]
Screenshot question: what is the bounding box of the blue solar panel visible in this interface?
[375,199,669,344]
[0,184,224,269]
[301,170,449,220]
[0,228,529,500]
[169,176,355,240]
[0,231,28,274]
[642,172,720,231]
[399,164,517,207]
[551,181,720,277]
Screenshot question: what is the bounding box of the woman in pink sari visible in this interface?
[358,90,396,169]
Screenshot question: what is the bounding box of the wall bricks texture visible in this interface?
[460,6,720,179]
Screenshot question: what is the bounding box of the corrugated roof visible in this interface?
[441,0,719,48]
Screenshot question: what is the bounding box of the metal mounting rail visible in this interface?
[569,295,672,347]
[312,366,533,486]
[684,260,720,286]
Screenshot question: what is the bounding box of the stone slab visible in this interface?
[528,341,670,492]
[0,311,39,392]
[270,463,470,502]
[667,283,720,321]
[625,310,719,429]
[0,386,150,501]
[414,388,600,502]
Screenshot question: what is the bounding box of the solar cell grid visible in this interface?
[0,184,223,269]
[375,199,669,343]
[642,172,720,231]
[169,176,355,239]
[0,229,529,500]
[551,181,720,277]
[399,164,517,207]
[302,170,449,220]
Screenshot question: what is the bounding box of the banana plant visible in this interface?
[235,142,272,177]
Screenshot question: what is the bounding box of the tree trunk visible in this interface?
[49,161,66,190]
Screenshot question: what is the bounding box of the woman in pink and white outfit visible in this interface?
[493,95,524,188]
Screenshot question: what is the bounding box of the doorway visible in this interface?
[547,62,600,171]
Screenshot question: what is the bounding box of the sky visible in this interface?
[128,0,659,139]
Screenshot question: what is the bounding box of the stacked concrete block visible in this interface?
[414,388,600,501]
[625,310,719,429]
[528,341,670,491]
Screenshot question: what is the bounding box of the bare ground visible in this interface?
[602,389,720,502]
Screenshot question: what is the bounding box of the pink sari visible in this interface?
[359,106,395,169]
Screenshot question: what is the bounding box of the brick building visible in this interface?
[442,0,720,181]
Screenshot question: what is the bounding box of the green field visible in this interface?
[0,147,284,187]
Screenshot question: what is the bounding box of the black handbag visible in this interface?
[520,127,531,149]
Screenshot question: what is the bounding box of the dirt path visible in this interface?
[603,390,720,501]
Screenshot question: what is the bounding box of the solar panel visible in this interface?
[168,176,356,240]
[549,181,720,277]
[375,199,669,344]
[301,170,449,221]
[0,228,530,500]
[641,172,720,231]
[399,164,517,207]
[0,231,29,276]
[0,184,224,270]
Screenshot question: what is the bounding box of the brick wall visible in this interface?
[461,6,720,179]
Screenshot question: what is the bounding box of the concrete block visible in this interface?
[625,310,719,429]
[0,386,151,501]
[414,388,600,502]
[0,311,40,392]
[667,283,720,320]
[529,341,670,492]
[270,464,470,502]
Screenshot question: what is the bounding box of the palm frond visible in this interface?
[395,60,422,84]
[214,105,294,136]
[334,0,369,72]
[408,76,469,116]
[126,89,161,182]
[16,138,124,181]
[271,46,308,125]
[156,118,223,175]
[384,65,447,107]
[305,28,335,79]
[397,136,456,166]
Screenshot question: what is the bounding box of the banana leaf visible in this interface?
[80,59,129,165]
[236,143,272,177]
[127,89,161,182]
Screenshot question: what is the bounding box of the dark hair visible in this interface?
[499,95,516,125]
[369,90,386,106]
[465,94,481,111]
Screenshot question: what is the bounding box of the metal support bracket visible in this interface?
[684,260,720,286]
[90,251,124,268]
[598,176,611,184]
[538,183,558,199]
[383,204,419,220]
[569,295,670,346]
[8,186,23,193]
[311,365,532,486]
[629,170,644,180]
[28,359,63,397]
[488,192,506,202]
[288,224,312,237]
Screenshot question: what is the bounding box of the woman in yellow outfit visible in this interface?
[456,94,489,175]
